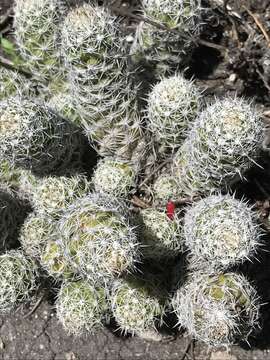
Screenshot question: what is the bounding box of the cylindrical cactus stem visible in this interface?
[0,250,37,313]
[140,208,184,259]
[110,275,167,337]
[131,0,202,76]
[0,67,33,100]
[56,279,110,336]
[92,159,136,198]
[0,97,85,174]
[61,3,143,160]
[146,74,201,157]
[14,0,66,79]
[173,97,265,196]
[184,194,262,271]
[30,174,91,218]
[171,272,260,346]
[59,193,141,282]
[19,212,55,258]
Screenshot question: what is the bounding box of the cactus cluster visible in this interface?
[0,0,266,348]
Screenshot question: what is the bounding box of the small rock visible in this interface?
[210,351,238,360]
[65,352,77,360]
[0,337,5,350]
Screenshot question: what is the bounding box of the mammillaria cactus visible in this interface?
[140,208,183,259]
[152,174,179,202]
[0,97,84,174]
[0,67,33,100]
[14,0,65,79]
[173,97,264,196]
[111,276,166,337]
[59,194,140,282]
[31,174,91,218]
[146,74,201,156]
[61,3,143,160]
[131,0,202,75]
[56,279,110,335]
[19,212,55,258]
[92,159,136,197]
[184,194,262,270]
[172,272,260,346]
[0,250,37,313]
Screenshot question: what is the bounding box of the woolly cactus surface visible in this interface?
[111,277,166,336]
[0,97,83,174]
[140,208,183,259]
[152,174,180,201]
[174,97,264,195]
[132,0,202,75]
[147,74,201,155]
[56,280,109,335]
[19,212,55,258]
[31,174,90,217]
[0,250,37,313]
[93,159,136,197]
[14,0,65,78]
[61,3,142,160]
[172,272,260,346]
[59,194,140,281]
[184,194,262,270]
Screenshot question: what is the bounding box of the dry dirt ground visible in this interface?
[1,0,270,359]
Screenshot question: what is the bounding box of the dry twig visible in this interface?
[243,5,270,47]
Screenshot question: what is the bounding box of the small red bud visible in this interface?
[166,201,175,220]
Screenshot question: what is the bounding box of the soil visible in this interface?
[1,0,270,359]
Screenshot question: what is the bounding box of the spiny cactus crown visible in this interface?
[174,97,264,196]
[61,3,120,68]
[93,159,136,197]
[59,194,140,282]
[184,194,262,270]
[19,212,55,258]
[56,279,110,335]
[142,0,202,29]
[31,174,91,217]
[111,277,166,335]
[172,272,260,346]
[0,250,37,313]
[146,74,201,154]
[152,174,180,202]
